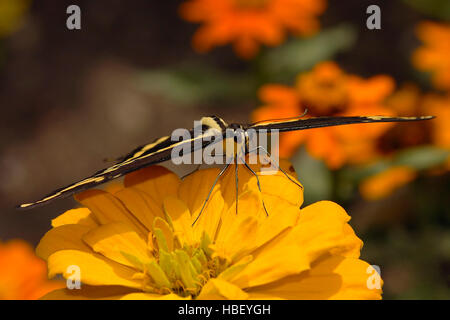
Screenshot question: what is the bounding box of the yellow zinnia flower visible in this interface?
[37,160,382,300]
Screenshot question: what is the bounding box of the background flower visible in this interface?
[252,62,395,169]
[412,21,450,91]
[0,240,63,300]
[358,85,450,201]
[179,0,326,58]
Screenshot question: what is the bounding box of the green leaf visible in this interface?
[393,146,450,170]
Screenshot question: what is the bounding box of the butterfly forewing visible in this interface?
[17,120,225,209]
[249,115,434,132]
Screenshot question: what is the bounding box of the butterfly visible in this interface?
[18,114,434,213]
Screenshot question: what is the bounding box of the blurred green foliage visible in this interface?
[259,24,357,82]
[404,0,450,21]
[137,24,357,106]
[138,64,255,105]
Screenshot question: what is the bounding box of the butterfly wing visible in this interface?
[18,125,225,209]
[249,115,434,132]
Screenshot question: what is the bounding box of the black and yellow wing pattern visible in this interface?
[249,115,434,132]
[18,116,227,209]
[18,114,433,209]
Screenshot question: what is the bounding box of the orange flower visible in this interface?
[422,93,450,149]
[359,166,417,201]
[0,240,63,300]
[360,87,450,201]
[179,0,327,58]
[252,62,395,168]
[380,84,450,152]
[378,84,432,153]
[412,21,450,91]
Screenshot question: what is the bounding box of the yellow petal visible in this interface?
[192,190,224,241]
[218,255,253,281]
[254,202,299,248]
[114,187,165,231]
[119,293,190,300]
[51,208,98,228]
[82,222,151,268]
[124,166,180,208]
[220,160,303,213]
[179,168,223,220]
[75,190,147,236]
[163,196,195,246]
[217,189,300,250]
[36,224,93,261]
[247,255,382,300]
[217,190,263,239]
[197,278,249,300]
[228,243,310,289]
[231,201,363,289]
[40,285,137,300]
[47,250,142,289]
[212,204,260,263]
[179,167,225,240]
[295,201,363,259]
[217,164,254,213]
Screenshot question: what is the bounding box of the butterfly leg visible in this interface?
[192,158,232,226]
[235,154,238,215]
[180,164,202,180]
[240,157,269,217]
[247,146,303,191]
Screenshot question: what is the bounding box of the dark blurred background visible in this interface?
[0,0,449,299]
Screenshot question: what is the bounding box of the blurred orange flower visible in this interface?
[380,84,450,152]
[378,84,432,154]
[361,85,450,201]
[422,93,450,149]
[252,62,395,168]
[412,21,450,91]
[179,0,327,59]
[359,166,416,201]
[0,240,63,300]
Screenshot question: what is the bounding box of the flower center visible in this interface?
[131,231,229,298]
[234,0,269,9]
